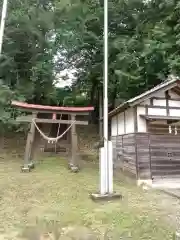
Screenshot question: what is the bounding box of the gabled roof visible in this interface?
[109,75,180,117]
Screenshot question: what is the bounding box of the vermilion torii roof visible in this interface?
[11,101,94,113]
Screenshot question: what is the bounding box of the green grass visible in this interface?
[0,156,176,239]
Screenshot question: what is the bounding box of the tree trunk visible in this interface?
[89,80,98,123]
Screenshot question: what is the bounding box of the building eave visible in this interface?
[108,75,180,118]
[108,102,130,118]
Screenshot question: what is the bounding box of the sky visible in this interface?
[53,50,76,88]
[55,69,74,88]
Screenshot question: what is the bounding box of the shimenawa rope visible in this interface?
[32,118,76,143]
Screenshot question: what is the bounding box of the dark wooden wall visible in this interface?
[149,134,180,179]
[148,123,180,179]
[112,129,180,181]
[112,134,137,176]
[123,134,137,174]
[112,133,152,180]
[111,136,117,165]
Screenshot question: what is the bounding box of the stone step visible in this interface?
[152,180,180,189]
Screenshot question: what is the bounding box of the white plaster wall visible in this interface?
[144,89,180,100]
[153,99,166,106]
[153,91,180,107]
[169,100,180,107]
[152,90,180,115]
[137,106,147,132]
[117,112,125,135]
[111,88,180,136]
[111,116,117,136]
[148,108,166,116]
[146,89,180,114]
[125,108,134,134]
[111,110,134,136]
[169,109,180,117]
[152,99,180,107]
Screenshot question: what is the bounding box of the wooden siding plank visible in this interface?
[111,136,117,163]
[136,133,151,180]
[122,134,136,175]
[112,135,123,169]
[134,107,138,133]
[112,134,137,175]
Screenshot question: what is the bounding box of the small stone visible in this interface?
[62,226,97,240]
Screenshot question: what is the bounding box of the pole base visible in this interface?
[90,192,122,202]
[28,162,35,170]
[21,162,35,173]
[68,163,79,173]
[21,166,31,173]
[175,231,180,240]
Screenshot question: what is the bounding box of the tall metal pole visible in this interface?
[91,0,119,200]
[0,0,8,55]
[90,0,119,200]
[103,0,109,193]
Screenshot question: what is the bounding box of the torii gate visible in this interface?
[11,101,94,172]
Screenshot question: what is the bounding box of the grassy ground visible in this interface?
[0,154,177,239]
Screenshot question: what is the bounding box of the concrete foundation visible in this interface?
[90,192,122,202]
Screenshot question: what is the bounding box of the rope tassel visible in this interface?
[169,125,172,134]
[175,126,177,135]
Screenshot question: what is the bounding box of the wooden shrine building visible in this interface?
[12,101,94,172]
[109,76,180,188]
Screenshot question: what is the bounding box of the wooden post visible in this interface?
[69,114,79,172]
[29,113,37,163]
[165,90,170,116]
[22,112,37,172]
[67,114,71,147]
[52,113,56,120]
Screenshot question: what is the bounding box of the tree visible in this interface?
[56,0,180,111]
[1,0,180,129]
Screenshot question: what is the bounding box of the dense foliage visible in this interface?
[0,0,180,127]
[59,0,180,109]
